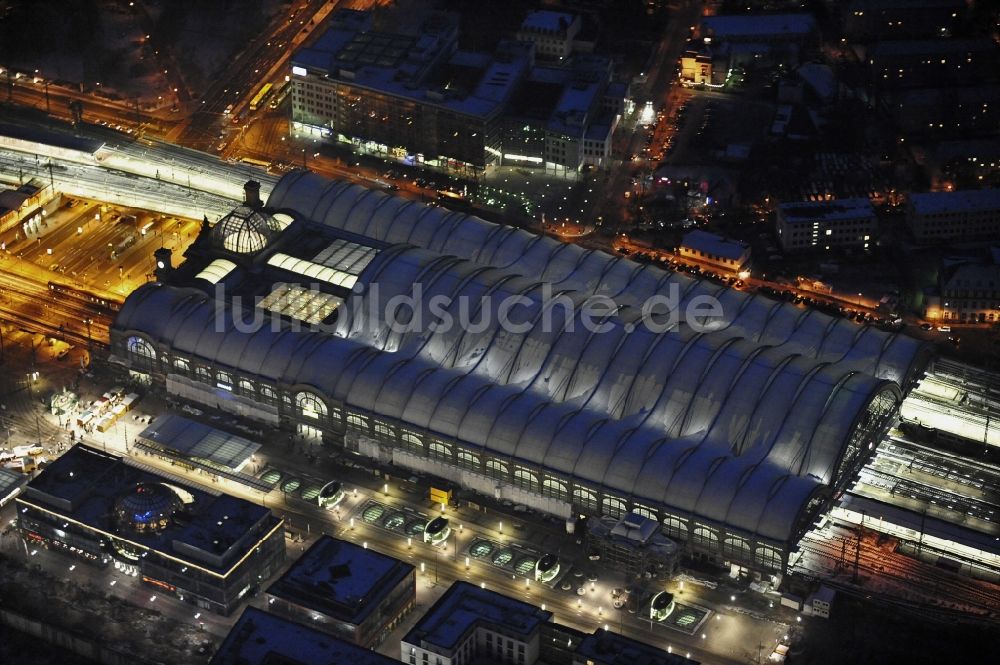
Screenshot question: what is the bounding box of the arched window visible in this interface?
[513,467,539,492]
[259,385,276,403]
[602,497,627,519]
[573,487,598,511]
[755,545,783,571]
[632,506,658,521]
[296,392,327,419]
[346,413,368,431]
[486,459,508,479]
[401,432,424,455]
[692,525,719,550]
[723,537,752,562]
[542,477,568,500]
[172,357,189,372]
[126,336,156,361]
[662,515,688,539]
[457,449,479,470]
[195,366,211,382]
[429,441,452,461]
[238,379,255,395]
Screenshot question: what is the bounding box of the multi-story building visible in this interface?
[698,13,818,75]
[866,39,1000,92]
[906,188,1000,242]
[212,607,399,665]
[266,535,416,649]
[572,629,698,665]
[402,581,552,665]
[702,13,817,44]
[516,10,582,60]
[291,9,624,177]
[881,84,1000,137]
[503,55,621,173]
[776,198,878,252]
[17,444,285,615]
[678,230,751,274]
[924,252,1000,324]
[680,44,713,86]
[291,10,506,176]
[842,0,965,42]
[401,581,696,665]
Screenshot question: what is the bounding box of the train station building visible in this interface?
[111,172,931,576]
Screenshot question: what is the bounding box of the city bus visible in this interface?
[249,82,273,111]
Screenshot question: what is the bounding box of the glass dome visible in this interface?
[113,482,183,533]
[212,206,284,254]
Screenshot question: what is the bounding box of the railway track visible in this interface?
[0,270,113,348]
[797,529,1000,616]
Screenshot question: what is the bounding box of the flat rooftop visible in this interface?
[703,13,816,39]
[0,121,105,155]
[139,415,260,471]
[19,444,277,575]
[403,581,551,650]
[0,467,28,506]
[267,535,413,625]
[211,607,398,665]
[779,198,875,224]
[868,38,999,59]
[293,10,525,120]
[575,630,699,665]
[680,230,749,262]
[909,188,1000,215]
[521,10,577,33]
[848,0,964,10]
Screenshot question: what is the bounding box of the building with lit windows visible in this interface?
[680,44,713,86]
[16,444,285,615]
[842,0,965,42]
[678,230,750,274]
[266,535,415,648]
[866,39,1000,92]
[906,188,1000,242]
[923,251,1000,324]
[776,198,878,252]
[880,84,1000,137]
[111,172,930,575]
[290,9,625,176]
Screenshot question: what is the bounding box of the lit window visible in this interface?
[296,392,327,419]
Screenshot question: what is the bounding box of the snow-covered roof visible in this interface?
[114,173,932,547]
[703,14,816,40]
[909,188,1000,216]
[520,10,578,34]
[680,230,750,262]
[779,198,875,224]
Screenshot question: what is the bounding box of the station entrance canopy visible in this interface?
[137,415,270,493]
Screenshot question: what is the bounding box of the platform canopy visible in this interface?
[139,415,260,471]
